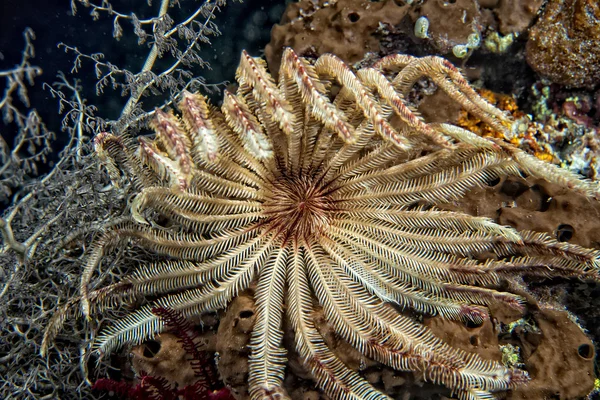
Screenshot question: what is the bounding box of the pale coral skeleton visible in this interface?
[41,48,600,400]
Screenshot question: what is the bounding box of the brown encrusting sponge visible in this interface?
[266,0,547,70]
[265,0,411,76]
[408,0,483,55]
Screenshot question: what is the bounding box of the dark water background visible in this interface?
[0,0,285,204]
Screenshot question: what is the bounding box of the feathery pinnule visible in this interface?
[43,48,600,400]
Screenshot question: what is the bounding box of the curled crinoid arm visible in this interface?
[374,54,600,199]
[178,90,219,162]
[313,53,411,150]
[94,131,159,190]
[138,137,191,191]
[279,48,356,144]
[354,68,454,148]
[237,50,295,136]
[94,132,125,187]
[41,279,136,356]
[374,54,509,135]
[431,123,600,199]
[222,90,273,159]
[494,139,600,200]
[149,109,196,189]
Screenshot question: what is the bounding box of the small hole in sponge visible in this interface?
[486,177,501,187]
[556,224,574,242]
[239,310,254,319]
[500,179,529,198]
[347,12,360,22]
[463,319,484,329]
[536,185,552,212]
[578,343,594,359]
[469,335,479,346]
[142,340,162,358]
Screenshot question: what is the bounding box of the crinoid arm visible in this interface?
[374,55,600,199]
[43,48,600,400]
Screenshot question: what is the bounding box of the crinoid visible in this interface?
[42,49,600,400]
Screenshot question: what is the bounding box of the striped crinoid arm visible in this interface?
[78,220,263,318]
[248,246,289,400]
[431,123,600,199]
[326,222,526,317]
[287,247,392,400]
[319,233,501,324]
[236,50,295,136]
[304,242,528,396]
[277,48,355,145]
[91,239,272,357]
[40,280,138,357]
[494,230,600,280]
[136,89,273,192]
[130,187,263,230]
[328,173,599,295]
[222,90,274,160]
[331,148,520,205]
[372,54,600,199]
[177,90,219,162]
[94,131,159,190]
[327,216,598,313]
[274,49,448,152]
[373,54,509,135]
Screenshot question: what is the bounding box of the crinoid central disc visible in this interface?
[262,174,333,245]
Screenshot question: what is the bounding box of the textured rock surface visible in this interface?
[454,176,600,249]
[265,0,410,77]
[130,333,199,389]
[427,306,595,399]
[408,0,483,55]
[526,0,600,88]
[509,308,596,399]
[267,0,548,67]
[215,294,256,399]
[493,0,543,35]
